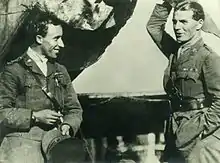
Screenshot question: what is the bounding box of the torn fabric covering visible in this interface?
[0,0,137,79]
[197,0,220,38]
[35,0,114,30]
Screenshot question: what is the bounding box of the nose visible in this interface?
[174,21,181,30]
[58,38,64,48]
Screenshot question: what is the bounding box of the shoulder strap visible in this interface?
[19,59,43,87]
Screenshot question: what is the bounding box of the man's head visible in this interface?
[27,14,64,59]
[173,1,205,44]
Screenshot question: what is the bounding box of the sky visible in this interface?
[73,0,220,94]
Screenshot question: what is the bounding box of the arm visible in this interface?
[0,65,32,131]
[202,52,220,136]
[146,1,179,58]
[60,67,83,136]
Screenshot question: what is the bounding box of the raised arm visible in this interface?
[146,1,179,58]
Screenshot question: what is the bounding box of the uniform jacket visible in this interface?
[0,52,82,141]
[147,2,220,155]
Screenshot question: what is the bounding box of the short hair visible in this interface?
[26,11,62,43]
[174,1,205,21]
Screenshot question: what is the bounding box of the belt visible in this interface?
[171,98,208,112]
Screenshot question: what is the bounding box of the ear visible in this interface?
[196,19,204,30]
[35,35,43,44]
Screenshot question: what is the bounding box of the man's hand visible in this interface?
[163,0,183,7]
[60,124,71,136]
[33,109,63,125]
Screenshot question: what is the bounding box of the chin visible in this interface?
[51,52,59,58]
[51,56,58,59]
[176,38,188,44]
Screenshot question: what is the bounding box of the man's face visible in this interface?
[41,24,64,59]
[173,10,202,44]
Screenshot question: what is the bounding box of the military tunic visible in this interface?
[0,53,82,163]
[147,2,220,163]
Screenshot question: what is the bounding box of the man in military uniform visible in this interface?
[0,13,82,163]
[147,0,220,162]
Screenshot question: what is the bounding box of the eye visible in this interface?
[180,20,188,24]
[53,36,60,41]
[172,19,177,25]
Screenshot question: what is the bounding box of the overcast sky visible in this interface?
[73,0,220,94]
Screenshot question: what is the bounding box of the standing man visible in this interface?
[0,13,82,163]
[147,0,220,162]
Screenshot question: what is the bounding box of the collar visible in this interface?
[27,47,48,63]
[179,36,204,54]
[175,36,205,66]
[23,51,57,77]
[21,50,44,76]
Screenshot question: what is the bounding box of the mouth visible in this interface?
[175,32,183,38]
[54,49,60,53]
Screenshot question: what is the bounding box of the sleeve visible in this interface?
[0,65,32,131]
[60,66,83,136]
[146,2,179,58]
[202,52,220,136]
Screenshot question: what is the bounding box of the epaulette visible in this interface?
[6,56,24,65]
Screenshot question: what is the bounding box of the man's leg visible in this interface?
[0,136,45,163]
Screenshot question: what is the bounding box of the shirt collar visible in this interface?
[179,35,204,53]
[27,47,48,63]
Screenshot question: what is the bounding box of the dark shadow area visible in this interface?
[78,94,170,138]
[76,94,170,162]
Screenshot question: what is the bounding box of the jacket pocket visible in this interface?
[186,71,200,83]
[176,68,200,83]
[176,71,187,79]
[175,111,204,148]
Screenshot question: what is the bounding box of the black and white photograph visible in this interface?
[0,0,220,162]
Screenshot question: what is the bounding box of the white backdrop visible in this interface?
[73,0,220,94]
